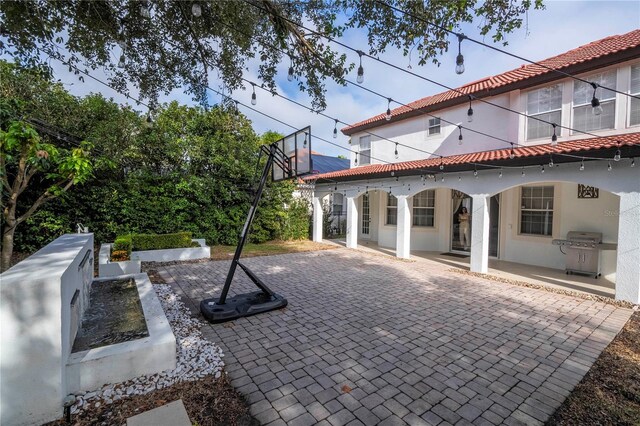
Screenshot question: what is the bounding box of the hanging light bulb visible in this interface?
[251,84,257,105]
[439,158,444,170]
[631,158,636,168]
[441,175,445,182]
[145,112,153,128]
[608,161,612,171]
[356,51,364,84]
[394,143,399,159]
[140,1,150,18]
[549,155,554,168]
[458,126,463,145]
[118,53,126,68]
[467,95,473,122]
[521,167,525,177]
[540,165,545,174]
[348,138,352,145]
[473,168,478,178]
[354,153,358,165]
[590,82,603,116]
[334,185,338,191]
[614,148,621,162]
[385,98,392,121]
[303,132,308,148]
[458,175,462,181]
[579,160,585,171]
[287,58,294,82]
[192,3,202,17]
[551,123,558,145]
[455,34,465,75]
[390,171,395,177]
[333,119,338,139]
[509,143,515,160]
[498,170,503,179]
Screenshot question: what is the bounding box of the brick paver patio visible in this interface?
[156,248,632,426]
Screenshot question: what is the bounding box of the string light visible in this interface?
[354,152,358,165]
[551,124,558,145]
[192,3,202,17]
[333,119,338,139]
[473,167,478,178]
[458,126,463,145]
[632,158,636,168]
[287,58,294,82]
[579,159,585,171]
[509,143,515,160]
[145,111,153,128]
[467,95,474,122]
[303,132,308,148]
[356,51,364,84]
[540,164,545,174]
[390,171,395,176]
[455,34,466,75]
[614,148,621,162]
[591,82,603,116]
[118,53,125,68]
[386,98,392,121]
[498,170,503,179]
[608,161,612,171]
[458,175,462,181]
[521,167,525,177]
[441,174,445,182]
[394,142,399,159]
[439,157,444,170]
[251,83,257,105]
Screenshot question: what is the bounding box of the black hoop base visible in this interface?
[200,291,287,323]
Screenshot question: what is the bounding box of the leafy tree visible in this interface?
[0,121,92,270]
[0,0,542,110]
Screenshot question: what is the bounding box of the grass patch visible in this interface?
[210,240,336,260]
[546,310,640,425]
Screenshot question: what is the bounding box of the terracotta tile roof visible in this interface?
[306,132,640,182]
[343,29,640,135]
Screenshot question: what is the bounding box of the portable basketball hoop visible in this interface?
[200,127,312,323]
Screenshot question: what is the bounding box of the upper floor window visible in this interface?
[520,186,554,236]
[359,135,371,165]
[526,84,562,140]
[428,118,441,136]
[573,70,616,132]
[386,193,397,225]
[630,64,640,126]
[413,190,435,227]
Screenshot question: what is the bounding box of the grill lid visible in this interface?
[566,231,602,243]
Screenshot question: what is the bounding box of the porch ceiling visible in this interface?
[307,132,640,183]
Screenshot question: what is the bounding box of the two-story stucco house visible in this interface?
[308,30,640,304]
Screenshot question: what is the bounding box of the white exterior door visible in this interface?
[360,193,370,240]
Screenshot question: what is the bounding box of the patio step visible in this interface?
[126,399,191,426]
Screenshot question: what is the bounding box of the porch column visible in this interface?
[615,192,640,304]
[396,195,411,259]
[312,196,323,243]
[470,195,490,274]
[346,196,358,249]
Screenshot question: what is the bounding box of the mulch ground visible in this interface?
[546,310,640,425]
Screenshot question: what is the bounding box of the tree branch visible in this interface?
[15,179,74,226]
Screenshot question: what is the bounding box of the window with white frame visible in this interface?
[630,64,640,126]
[386,193,397,225]
[520,186,554,236]
[526,84,562,140]
[573,70,616,132]
[428,118,441,136]
[332,193,344,214]
[412,190,435,227]
[359,135,371,165]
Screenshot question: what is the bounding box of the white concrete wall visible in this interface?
[1,234,94,426]
[99,243,142,277]
[130,239,210,262]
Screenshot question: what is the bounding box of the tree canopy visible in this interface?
[0,0,542,110]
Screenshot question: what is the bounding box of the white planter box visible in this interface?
[98,244,141,278]
[66,273,176,393]
[130,239,210,262]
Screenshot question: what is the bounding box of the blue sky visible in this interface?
[46,1,640,157]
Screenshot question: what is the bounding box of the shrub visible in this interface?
[113,234,132,254]
[110,250,130,262]
[130,231,194,251]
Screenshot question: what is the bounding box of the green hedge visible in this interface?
[126,231,194,251]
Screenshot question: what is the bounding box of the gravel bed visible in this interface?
[70,283,224,415]
[450,268,639,309]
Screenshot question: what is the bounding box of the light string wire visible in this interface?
[374,0,640,100]
[241,0,638,148]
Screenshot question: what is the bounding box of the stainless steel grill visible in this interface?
[552,231,617,278]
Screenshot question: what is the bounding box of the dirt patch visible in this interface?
[45,374,257,426]
[546,311,640,425]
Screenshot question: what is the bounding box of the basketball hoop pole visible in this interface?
[217,143,277,305]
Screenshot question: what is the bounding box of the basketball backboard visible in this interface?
[272,126,312,182]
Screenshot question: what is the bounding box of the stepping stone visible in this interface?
[126,399,191,426]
